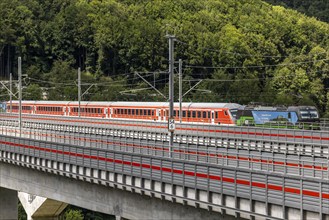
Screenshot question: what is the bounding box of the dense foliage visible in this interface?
[0,0,328,116]
[265,0,329,23]
[61,205,114,220]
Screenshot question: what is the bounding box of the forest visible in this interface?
[0,0,329,118]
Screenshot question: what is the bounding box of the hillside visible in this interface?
[0,0,328,115]
[265,0,329,23]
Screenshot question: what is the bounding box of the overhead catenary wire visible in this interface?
[175,39,329,59]
[185,58,329,70]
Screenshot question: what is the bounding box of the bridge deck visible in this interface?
[0,113,328,219]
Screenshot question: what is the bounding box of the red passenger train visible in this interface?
[6,101,241,125]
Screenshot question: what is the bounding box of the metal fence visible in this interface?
[0,134,328,219]
[0,121,328,180]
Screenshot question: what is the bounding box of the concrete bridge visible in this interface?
[0,114,328,219]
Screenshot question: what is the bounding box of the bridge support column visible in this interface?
[0,187,18,220]
[18,192,67,220]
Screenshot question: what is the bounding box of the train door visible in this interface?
[63,107,66,116]
[163,109,167,121]
[105,108,108,118]
[211,110,215,124]
[156,109,160,121]
[110,108,113,118]
[33,106,36,114]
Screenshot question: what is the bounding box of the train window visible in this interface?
[310,110,319,118]
[148,110,151,115]
[188,111,191,117]
[124,109,127,114]
[173,111,176,117]
[224,110,228,116]
[128,109,131,114]
[136,109,139,115]
[215,112,218,118]
[144,110,147,115]
[198,111,201,118]
[183,111,186,117]
[208,112,210,118]
[22,106,31,110]
[132,109,135,115]
[203,112,207,118]
[192,111,196,118]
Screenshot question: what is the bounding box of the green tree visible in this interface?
[64,209,84,220]
[24,84,43,100]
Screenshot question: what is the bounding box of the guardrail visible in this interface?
[1,114,329,158]
[0,123,328,180]
[0,134,328,219]
[320,118,329,131]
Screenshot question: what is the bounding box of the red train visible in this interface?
[6,101,241,125]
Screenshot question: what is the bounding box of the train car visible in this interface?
[6,100,241,125]
[236,105,320,129]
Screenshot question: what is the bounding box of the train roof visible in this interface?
[287,106,318,110]
[8,100,241,109]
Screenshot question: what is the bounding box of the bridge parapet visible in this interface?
[0,133,328,219]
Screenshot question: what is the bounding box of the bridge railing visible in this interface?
[1,117,328,159]
[0,124,327,181]
[1,133,328,218]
